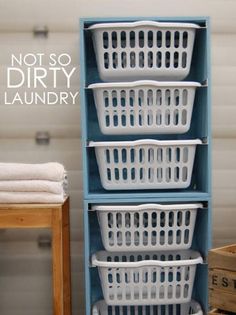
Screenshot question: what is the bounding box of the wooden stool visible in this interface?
[0,197,71,315]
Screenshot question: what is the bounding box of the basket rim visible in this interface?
[88,20,201,30]
[92,203,203,212]
[92,299,203,315]
[88,80,201,89]
[89,139,202,147]
[92,250,203,268]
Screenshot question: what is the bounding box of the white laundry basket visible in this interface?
[89,81,201,135]
[89,139,202,190]
[88,21,200,81]
[92,250,203,305]
[92,299,203,315]
[93,203,202,252]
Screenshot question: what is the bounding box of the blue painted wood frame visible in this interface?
[80,17,211,201]
[84,197,211,314]
[80,16,211,315]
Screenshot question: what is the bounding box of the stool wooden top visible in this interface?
[0,197,69,210]
[0,197,69,228]
[0,196,71,315]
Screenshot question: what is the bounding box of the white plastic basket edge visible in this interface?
[89,139,202,147]
[92,250,203,268]
[88,21,201,30]
[92,299,203,315]
[189,301,203,315]
[92,203,203,212]
[88,80,201,89]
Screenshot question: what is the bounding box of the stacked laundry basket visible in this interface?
[80,17,211,315]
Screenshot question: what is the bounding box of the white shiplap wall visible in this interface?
[0,32,84,315]
[0,1,236,314]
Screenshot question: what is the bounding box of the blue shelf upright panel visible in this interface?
[80,16,211,315]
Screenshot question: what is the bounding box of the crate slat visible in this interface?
[209,269,236,294]
[209,244,236,313]
[209,289,236,313]
[209,244,236,272]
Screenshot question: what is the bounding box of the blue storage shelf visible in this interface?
[80,16,211,315]
[86,200,210,257]
[80,16,211,199]
[83,198,211,315]
[89,263,209,314]
[85,86,208,141]
[84,143,210,199]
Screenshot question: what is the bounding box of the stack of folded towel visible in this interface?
[0,162,67,203]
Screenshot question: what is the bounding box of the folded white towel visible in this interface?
[0,192,65,204]
[0,162,65,181]
[0,180,64,195]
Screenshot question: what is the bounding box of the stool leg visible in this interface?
[62,199,72,315]
[52,208,63,315]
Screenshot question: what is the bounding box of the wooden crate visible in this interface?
[209,244,236,313]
